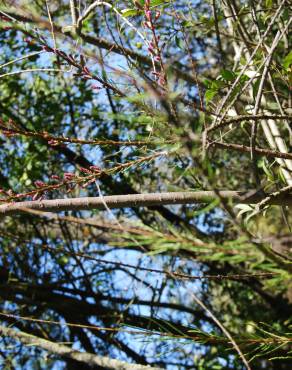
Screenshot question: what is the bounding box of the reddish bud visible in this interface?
[24,38,32,43]
[0,15,11,22]
[148,46,155,54]
[34,180,46,188]
[1,130,16,137]
[48,139,59,146]
[50,175,60,180]
[158,76,165,86]
[155,11,161,20]
[42,45,53,52]
[79,167,91,174]
[145,10,151,20]
[64,172,75,180]
[89,165,101,173]
[83,66,90,75]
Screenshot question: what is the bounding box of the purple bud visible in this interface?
[48,139,59,146]
[34,180,46,188]
[145,10,151,20]
[42,45,53,52]
[64,172,75,180]
[79,167,91,174]
[89,165,101,173]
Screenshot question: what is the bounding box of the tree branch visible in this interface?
[208,140,292,160]
[0,324,162,370]
[0,191,291,215]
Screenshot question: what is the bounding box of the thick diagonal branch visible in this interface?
[0,324,162,370]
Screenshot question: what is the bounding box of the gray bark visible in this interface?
[0,190,291,216]
[0,324,162,370]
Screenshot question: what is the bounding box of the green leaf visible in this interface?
[261,159,274,181]
[283,51,292,69]
[235,203,254,218]
[265,0,273,8]
[253,78,261,99]
[220,69,235,81]
[132,0,169,7]
[121,8,141,18]
[211,80,225,89]
[149,0,168,6]
[205,89,217,103]
[193,199,220,216]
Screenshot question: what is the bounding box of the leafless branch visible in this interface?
[208,140,292,160]
[0,324,162,370]
[0,190,291,215]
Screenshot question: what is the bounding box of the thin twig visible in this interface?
[214,0,286,119]
[0,68,69,79]
[251,25,282,187]
[207,114,290,132]
[208,140,292,160]
[0,125,171,146]
[0,51,44,70]
[69,0,78,27]
[45,0,57,50]
[190,291,252,370]
[0,228,278,282]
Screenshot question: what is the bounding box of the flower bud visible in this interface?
[34,180,46,188]
[64,172,75,180]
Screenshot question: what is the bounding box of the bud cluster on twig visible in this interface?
[41,45,117,92]
[143,0,166,88]
[0,118,169,147]
[0,152,165,203]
